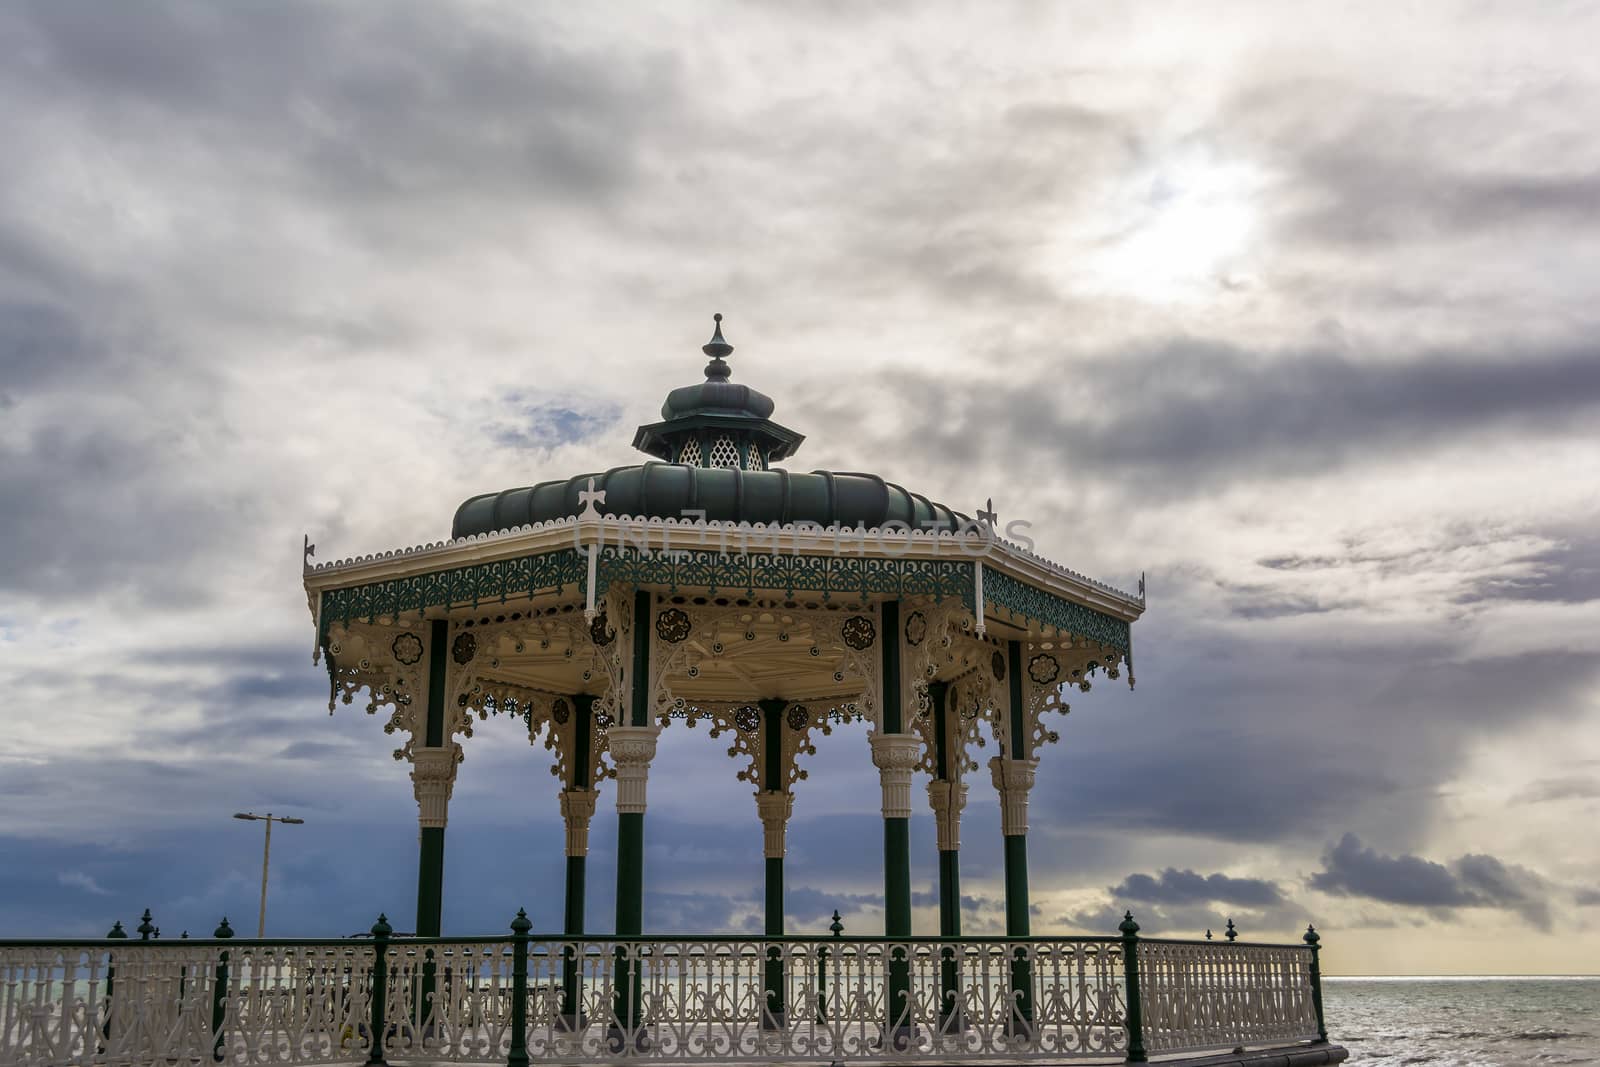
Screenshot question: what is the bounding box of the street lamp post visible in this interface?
[232,812,304,938]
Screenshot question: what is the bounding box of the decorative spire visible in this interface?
[702,312,733,381]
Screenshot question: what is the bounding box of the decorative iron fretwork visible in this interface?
[786,705,810,731]
[982,566,1132,657]
[390,632,423,665]
[841,615,876,650]
[594,546,973,605]
[733,705,761,733]
[318,543,1130,661]
[991,649,1006,681]
[551,697,571,725]
[318,547,586,640]
[1028,653,1059,686]
[451,632,477,665]
[589,609,615,647]
[904,610,927,646]
[655,608,692,644]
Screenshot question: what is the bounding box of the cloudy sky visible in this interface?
[3,1,1598,975]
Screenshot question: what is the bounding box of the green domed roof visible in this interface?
[453,463,965,538]
[456,316,965,537]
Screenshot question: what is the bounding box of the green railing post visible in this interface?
[211,918,234,1063]
[1119,911,1146,1064]
[367,914,392,1067]
[818,911,842,1023]
[102,920,126,1050]
[507,909,531,1067]
[1304,925,1328,1044]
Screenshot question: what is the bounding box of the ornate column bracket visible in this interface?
[755,791,795,859]
[989,755,1038,837]
[560,788,599,857]
[411,743,463,829]
[870,733,924,820]
[926,779,969,851]
[608,724,662,815]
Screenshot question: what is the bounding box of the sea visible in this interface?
[1325,977,1598,1067]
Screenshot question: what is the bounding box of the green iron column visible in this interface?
[869,600,920,1042]
[990,639,1037,1030]
[412,619,458,940]
[559,694,599,1026]
[609,589,661,1036]
[926,680,966,1027]
[756,698,792,1028]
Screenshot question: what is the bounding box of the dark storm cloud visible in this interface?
[0,298,97,390]
[1228,80,1600,247]
[1456,538,1600,607]
[0,422,245,601]
[839,339,1600,492]
[1109,868,1285,908]
[1310,833,1551,929]
[1,1,680,219]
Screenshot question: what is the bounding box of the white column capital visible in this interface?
[755,791,795,859]
[989,756,1038,837]
[870,732,923,820]
[607,724,662,815]
[411,744,462,830]
[560,788,599,857]
[926,778,969,852]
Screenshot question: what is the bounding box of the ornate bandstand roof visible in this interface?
[304,316,1144,749]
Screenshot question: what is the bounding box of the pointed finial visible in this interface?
[370,913,393,938]
[1119,910,1140,937]
[1225,918,1238,941]
[213,917,234,939]
[107,920,127,940]
[510,908,532,935]
[1303,924,1320,947]
[702,313,733,380]
[137,909,155,940]
[1205,929,1213,940]
[829,910,844,937]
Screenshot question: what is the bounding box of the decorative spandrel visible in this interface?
[673,699,849,795]
[647,598,881,725]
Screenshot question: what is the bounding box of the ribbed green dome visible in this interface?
[453,463,966,539]
[659,380,776,421]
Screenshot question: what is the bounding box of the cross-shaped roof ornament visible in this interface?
[578,477,607,519]
[977,498,998,530]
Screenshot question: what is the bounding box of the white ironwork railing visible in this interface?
[1136,940,1319,1056]
[0,929,1325,1066]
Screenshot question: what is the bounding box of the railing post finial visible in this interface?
[367,915,392,1066]
[1304,924,1328,1044]
[1224,918,1237,942]
[1119,911,1146,1063]
[830,910,844,937]
[211,918,233,1062]
[508,908,532,1067]
[138,909,155,941]
[107,920,127,940]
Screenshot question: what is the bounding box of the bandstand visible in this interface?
[0,317,1341,1067]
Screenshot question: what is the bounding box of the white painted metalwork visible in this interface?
[1137,940,1319,1056]
[0,935,1320,1066]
